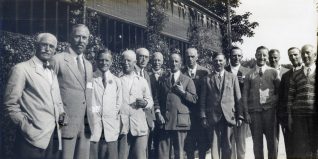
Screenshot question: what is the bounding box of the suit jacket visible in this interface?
[278,66,289,77]
[4,56,64,149]
[154,72,197,130]
[90,70,122,142]
[277,69,293,126]
[200,71,242,126]
[224,65,250,93]
[242,66,280,113]
[51,47,94,138]
[119,73,153,136]
[134,65,155,128]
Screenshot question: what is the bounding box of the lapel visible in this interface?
[31,57,52,85]
[164,72,173,89]
[84,58,92,82]
[93,69,104,90]
[222,71,230,93]
[64,48,85,89]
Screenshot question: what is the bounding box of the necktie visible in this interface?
[218,73,222,88]
[140,70,144,78]
[191,72,195,78]
[102,74,107,88]
[307,68,311,77]
[77,56,85,76]
[171,74,175,85]
[259,67,263,77]
[43,62,52,69]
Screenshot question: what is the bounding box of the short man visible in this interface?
[269,49,289,77]
[4,33,66,159]
[154,53,197,159]
[181,48,210,159]
[51,24,94,159]
[287,44,317,158]
[224,46,250,159]
[118,50,153,159]
[243,46,280,159]
[200,53,242,159]
[277,47,303,159]
[89,49,122,159]
[135,48,155,158]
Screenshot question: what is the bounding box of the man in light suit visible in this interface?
[243,46,280,159]
[135,48,156,158]
[89,49,122,159]
[200,53,242,159]
[154,53,197,159]
[118,50,153,159]
[277,47,302,159]
[4,33,66,159]
[51,24,94,159]
[182,48,210,159]
[224,46,250,159]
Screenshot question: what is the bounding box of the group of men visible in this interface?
[4,23,316,159]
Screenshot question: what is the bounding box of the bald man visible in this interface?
[51,24,94,159]
[182,48,210,159]
[154,53,197,159]
[288,44,317,158]
[4,33,66,159]
[118,50,153,159]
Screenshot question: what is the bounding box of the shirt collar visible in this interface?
[304,63,316,71]
[215,69,225,77]
[33,56,47,68]
[172,70,181,81]
[152,68,162,74]
[187,64,197,73]
[256,64,268,72]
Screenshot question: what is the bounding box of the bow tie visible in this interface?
[43,63,52,69]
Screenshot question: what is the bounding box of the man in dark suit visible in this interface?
[277,47,302,159]
[51,24,94,159]
[200,53,242,159]
[181,48,210,159]
[154,53,197,159]
[135,47,155,158]
[243,46,280,159]
[4,33,66,159]
[224,46,250,159]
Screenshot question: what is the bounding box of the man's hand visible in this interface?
[155,112,165,125]
[201,117,208,128]
[173,82,185,95]
[135,98,148,108]
[58,112,68,127]
[244,112,251,124]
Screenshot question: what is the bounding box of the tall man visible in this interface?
[118,50,153,159]
[154,53,197,159]
[243,46,280,159]
[181,48,210,159]
[135,48,155,158]
[51,24,94,159]
[269,49,289,77]
[200,53,242,159]
[90,49,122,159]
[4,33,66,159]
[225,46,250,159]
[287,44,316,158]
[277,47,303,159]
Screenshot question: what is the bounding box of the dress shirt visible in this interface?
[187,64,198,77]
[34,56,53,84]
[230,63,240,76]
[121,72,136,91]
[171,70,181,82]
[152,68,163,80]
[256,65,268,75]
[303,64,316,76]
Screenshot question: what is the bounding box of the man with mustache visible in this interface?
[287,44,317,158]
[51,24,94,159]
[243,46,280,159]
[4,33,66,159]
[277,47,303,159]
[118,50,153,159]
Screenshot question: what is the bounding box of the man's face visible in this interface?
[169,54,182,73]
[255,49,268,66]
[70,26,90,54]
[213,54,226,72]
[122,53,136,73]
[230,49,243,66]
[137,50,150,69]
[152,55,163,71]
[301,46,316,67]
[36,36,57,62]
[185,49,198,68]
[97,53,112,73]
[269,52,280,67]
[288,49,302,67]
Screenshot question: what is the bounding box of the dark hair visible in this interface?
[212,52,226,59]
[256,46,269,52]
[230,46,241,53]
[287,47,300,52]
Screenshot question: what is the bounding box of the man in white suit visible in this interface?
[89,49,122,159]
[118,50,153,159]
[4,33,66,159]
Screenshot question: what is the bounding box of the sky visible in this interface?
[234,0,317,64]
